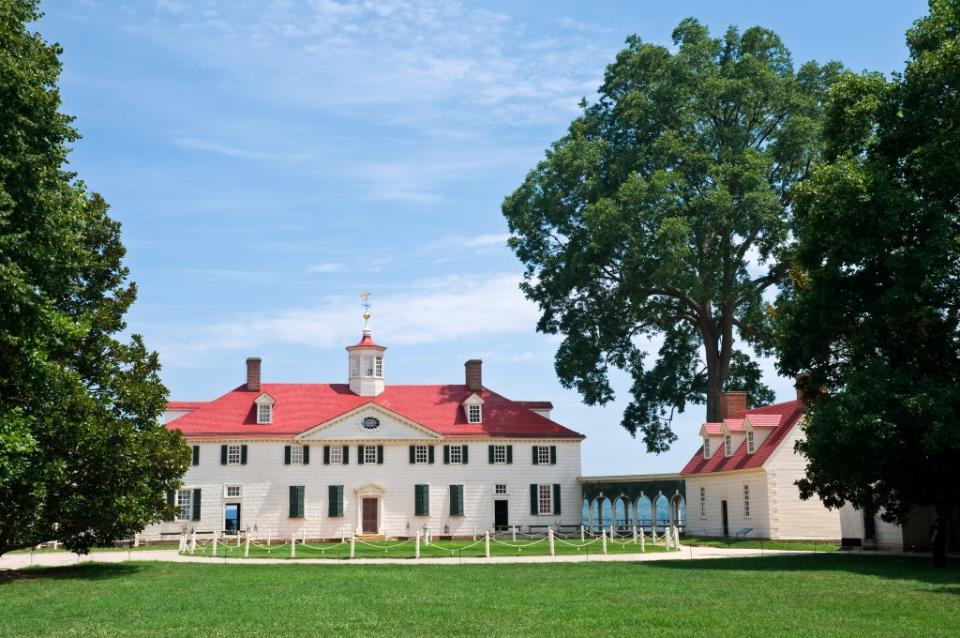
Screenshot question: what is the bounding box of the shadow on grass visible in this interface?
[0,562,142,584]
[636,553,960,589]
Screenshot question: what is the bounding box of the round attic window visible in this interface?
[361,416,380,430]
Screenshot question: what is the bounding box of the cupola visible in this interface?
[346,292,386,397]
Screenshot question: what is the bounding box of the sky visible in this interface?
[38,0,928,475]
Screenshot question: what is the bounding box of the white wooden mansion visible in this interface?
[146,321,584,540]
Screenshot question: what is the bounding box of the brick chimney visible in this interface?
[246,357,262,392]
[719,391,747,420]
[464,359,483,392]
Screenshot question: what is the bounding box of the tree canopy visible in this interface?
[503,18,838,451]
[0,0,188,556]
[776,0,960,522]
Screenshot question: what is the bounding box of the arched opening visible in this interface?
[614,497,629,531]
[599,497,613,531]
[654,494,670,532]
[590,497,602,531]
[671,494,686,529]
[635,495,652,529]
[581,499,591,529]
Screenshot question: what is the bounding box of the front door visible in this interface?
[494,500,509,530]
[721,500,729,537]
[362,498,378,534]
[225,503,241,534]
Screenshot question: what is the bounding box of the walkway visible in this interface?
[0,545,814,570]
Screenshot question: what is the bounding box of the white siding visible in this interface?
[145,439,582,539]
[684,471,770,538]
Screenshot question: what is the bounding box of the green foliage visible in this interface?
[503,18,837,451]
[776,1,960,522]
[0,0,189,555]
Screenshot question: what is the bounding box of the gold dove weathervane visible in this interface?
[361,290,371,328]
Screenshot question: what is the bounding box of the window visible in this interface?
[492,445,507,464]
[724,435,732,456]
[414,484,430,516]
[361,416,380,430]
[328,485,344,517]
[699,487,706,518]
[227,445,241,465]
[449,445,463,464]
[538,484,553,515]
[363,357,374,376]
[467,404,481,423]
[449,484,464,516]
[703,438,711,458]
[743,485,751,518]
[375,356,383,377]
[257,404,272,424]
[289,485,305,518]
[329,446,343,464]
[536,446,551,465]
[350,358,359,377]
[414,445,429,464]
[495,484,507,495]
[747,430,755,454]
[364,445,378,464]
[290,446,304,465]
[225,485,242,498]
[176,489,193,521]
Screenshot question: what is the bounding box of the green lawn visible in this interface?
[2,555,957,637]
[682,535,840,552]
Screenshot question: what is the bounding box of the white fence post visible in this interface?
[415,531,421,559]
[548,528,555,556]
[244,535,250,558]
[290,534,296,558]
[609,525,614,539]
[632,526,638,542]
[212,531,218,556]
[472,527,476,542]
[673,526,680,550]
[134,533,140,548]
[350,535,356,559]
[640,527,646,552]
[267,530,271,546]
[580,525,585,542]
[511,525,516,542]
[601,530,608,555]
[485,531,490,559]
[190,531,197,554]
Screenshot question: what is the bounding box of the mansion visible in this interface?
[148,321,584,539]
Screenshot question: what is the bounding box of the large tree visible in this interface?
[503,19,837,451]
[776,0,960,524]
[0,0,188,556]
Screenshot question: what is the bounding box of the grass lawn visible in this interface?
[2,555,958,637]
[682,536,840,552]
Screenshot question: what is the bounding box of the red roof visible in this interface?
[516,401,554,410]
[166,384,583,440]
[167,401,207,410]
[346,330,385,350]
[681,400,802,475]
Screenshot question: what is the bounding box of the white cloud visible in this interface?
[307,262,346,273]
[464,233,510,248]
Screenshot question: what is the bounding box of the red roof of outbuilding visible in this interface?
[681,399,802,475]
[167,401,207,410]
[166,384,583,440]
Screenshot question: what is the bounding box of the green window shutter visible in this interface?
[409,445,416,464]
[336,485,344,516]
[530,484,538,515]
[377,445,384,464]
[358,445,365,465]
[289,486,304,518]
[241,445,248,465]
[462,445,469,464]
[303,446,310,465]
[428,446,435,464]
[284,445,291,465]
[488,445,494,464]
[506,445,513,464]
[553,484,561,515]
[166,491,175,521]
[191,445,199,466]
[550,446,557,465]
[323,445,330,465]
[415,484,430,516]
[450,485,463,516]
[342,446,349,465]
[328,485,343,517]
[192,488,202,521]
[443,445,450,464]
[220,445,227,465]
[532,446,539,465]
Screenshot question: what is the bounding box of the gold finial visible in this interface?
[360,290,371,324]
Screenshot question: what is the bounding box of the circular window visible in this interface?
[361,416,380,430]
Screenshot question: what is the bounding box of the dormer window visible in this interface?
[724,434,732,457]
[467,404,481,424]
[462,393,484,424]
[254,392,275,425]
[747,430,755,454]
[703,438,711,459]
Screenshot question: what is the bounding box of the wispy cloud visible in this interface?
[307,262,346,273]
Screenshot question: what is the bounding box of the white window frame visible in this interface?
[257,403,272,424]
[747,430,755,454]
[703,438,711,459]
[329,446,343,464]
[699,487,706,518]
[536,445,550,465]
[537,484,553,515]
[495,484,507,495]
[724,435,732,457]
[363,445,377,464]
[290,445,304,465]
[467,404,481,424]
[449,445,463,464]
[176,489,193,521]
[350,358,359,377]
[224,484,242,499]
[414,445,429,464]
[492,445,507,464]
[743,484,751,518]
[363,356,374,377]
[226,445,242,465]
[375,356,383,377]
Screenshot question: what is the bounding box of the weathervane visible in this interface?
[360,290,371,328]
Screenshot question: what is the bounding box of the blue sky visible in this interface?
[40,0,927,474]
